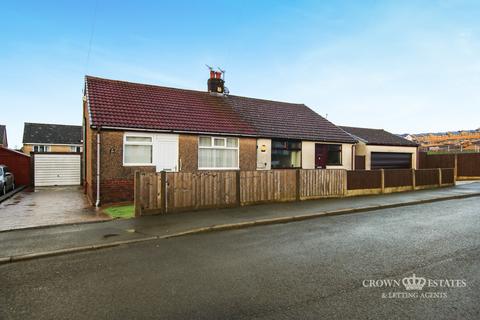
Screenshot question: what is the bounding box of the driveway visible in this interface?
[0,186,110,231]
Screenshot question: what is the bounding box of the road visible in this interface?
[1,197,479,319]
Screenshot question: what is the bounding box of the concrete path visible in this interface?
[0,182,479,262]
[0,186,110,231]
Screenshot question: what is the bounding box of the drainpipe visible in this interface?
[351,144,356,170]
[95,129,101,207]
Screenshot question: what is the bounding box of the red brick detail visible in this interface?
[100,179,134,204]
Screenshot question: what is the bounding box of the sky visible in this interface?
[1,0,480,148]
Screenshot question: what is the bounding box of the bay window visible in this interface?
[123,135,153,165]
[198,136,239,169]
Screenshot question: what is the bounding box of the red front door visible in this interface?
[315,144,328,169]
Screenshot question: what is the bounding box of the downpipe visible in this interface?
[95,130,101,207]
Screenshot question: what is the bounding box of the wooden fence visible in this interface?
[166,171,238,212]
[240,170,297,205]
[135,168,456,216]
[135,169,346,215]
[347,168,454,193]
[419,152,480,179]
[347,170,382,190]
[384,169,413,188]
[457,153,480,178]
[299,169,346,200]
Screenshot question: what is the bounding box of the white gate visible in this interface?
[34,153,81,186]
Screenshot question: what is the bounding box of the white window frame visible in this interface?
[34,145,50,152]
[198,136,240,170]
[123,133,155,166]
[70,146,82,152]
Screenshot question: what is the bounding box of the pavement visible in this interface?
[0,186,110,231]
[0,182,479,263]
[1,197,479,319]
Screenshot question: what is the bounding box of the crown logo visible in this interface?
[402,274,426,290]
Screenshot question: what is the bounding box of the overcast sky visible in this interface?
[1,0,479,148]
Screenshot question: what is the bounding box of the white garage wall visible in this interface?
[365,145,418,170]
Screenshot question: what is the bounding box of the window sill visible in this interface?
[123,163,156,167]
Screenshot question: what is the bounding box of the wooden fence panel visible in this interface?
[384,169,413,188]
[347,170,382,190]
[418,152,455,169]
[441,168,455,184]
[300,169,346,199]
[166,171,237,212]
[134,171,164,215]
[457,153,480,177]
[415,169,439,186]
[240,170,297,205]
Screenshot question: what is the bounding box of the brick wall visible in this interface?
[99,130,155,204]
[85,129,259,205]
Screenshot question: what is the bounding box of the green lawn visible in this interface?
[104,205,134,219]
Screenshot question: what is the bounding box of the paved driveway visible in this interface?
[0,186,110,231]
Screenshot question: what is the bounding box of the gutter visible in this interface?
[95,129,100,207]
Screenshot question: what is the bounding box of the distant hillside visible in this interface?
[401,128,480,152]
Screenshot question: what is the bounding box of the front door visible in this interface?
[315,144,328,169]
[153,134,179,172]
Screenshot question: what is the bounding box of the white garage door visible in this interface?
[34,154,81,186]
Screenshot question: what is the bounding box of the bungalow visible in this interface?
[340,126,419,170]
[83,73,356,205]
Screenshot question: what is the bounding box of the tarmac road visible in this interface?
[1,197,479,319]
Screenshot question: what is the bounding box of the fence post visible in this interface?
[380,169,385,193]
[134,171,142,217]
[438,168,442,186]
[342,170,347,196]
[454,154,458,179]
[295,169,301,201]
[160,171,167,214]
[412,169,416,190]
[236,170,241,206]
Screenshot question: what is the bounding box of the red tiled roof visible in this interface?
[228,95,356,143]
[85,76,356,143]
[86,76,255,136]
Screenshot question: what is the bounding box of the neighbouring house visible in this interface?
[0,125,7,147]
[22,123,83,154]
[83,73,356,205]
[22,123,83,187]
[340,126,418,170]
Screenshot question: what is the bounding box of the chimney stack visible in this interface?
[207,69,225,94]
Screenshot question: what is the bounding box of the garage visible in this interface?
[371,152,412,170]
[33,153,81,186]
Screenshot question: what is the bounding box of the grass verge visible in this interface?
[103,205,134,219]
